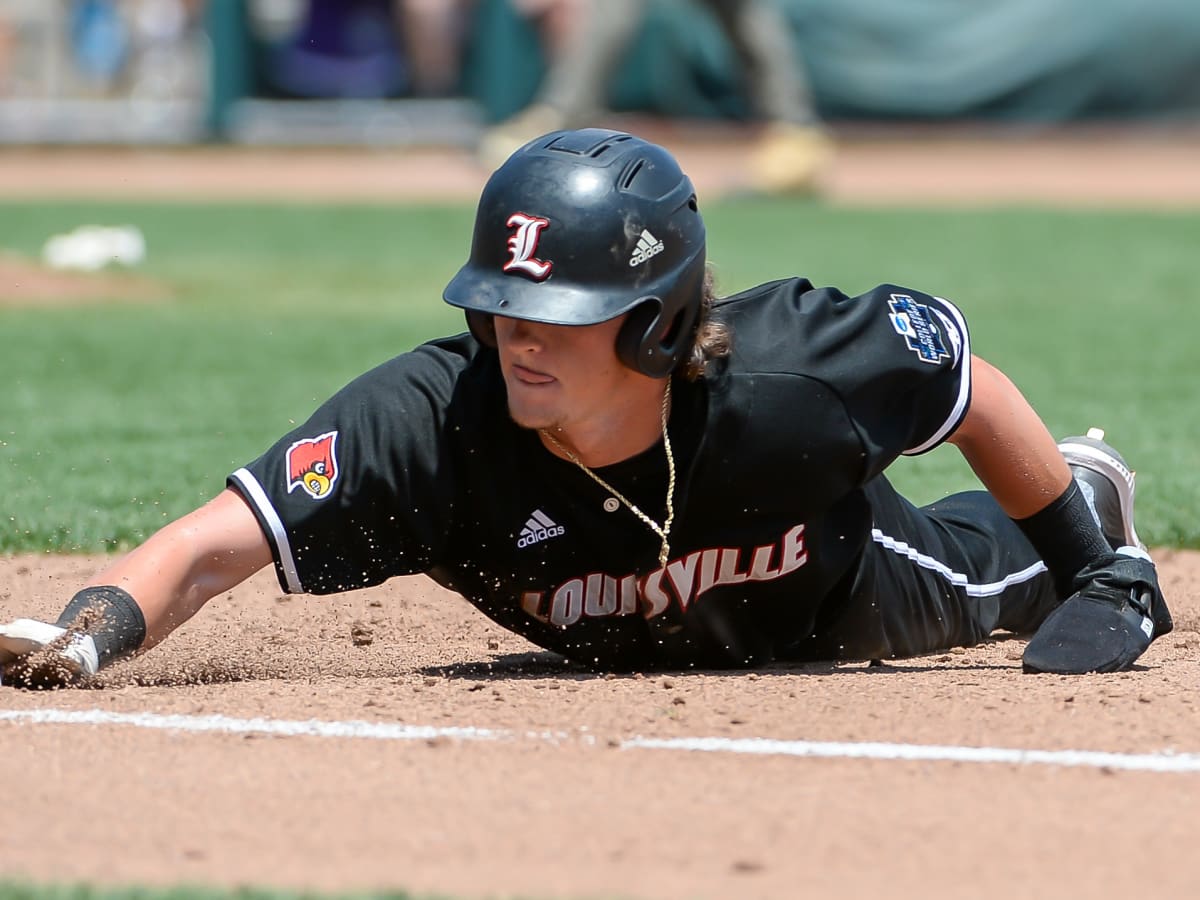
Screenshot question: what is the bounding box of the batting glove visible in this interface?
[1023,547,1173,675]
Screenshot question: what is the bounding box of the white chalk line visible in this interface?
[0,708,551,743]
[622,736,1200,773]
[3,707,1199,774]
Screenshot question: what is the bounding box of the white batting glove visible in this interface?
[0,619,100,686]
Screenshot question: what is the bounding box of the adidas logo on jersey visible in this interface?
[629,229,665,266]
[517,509,566,548]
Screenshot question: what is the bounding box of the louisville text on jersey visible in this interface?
[520,524,807,627]
[285,431,339,500]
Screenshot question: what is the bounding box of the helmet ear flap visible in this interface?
[616,302,658,373]
[617,299,699,378]
[465,311,497,347]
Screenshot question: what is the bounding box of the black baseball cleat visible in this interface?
[1022,428,1172,674]
[1056,427,1141,550]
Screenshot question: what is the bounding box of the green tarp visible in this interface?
[465,0,1200,122]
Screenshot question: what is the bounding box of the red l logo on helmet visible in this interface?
[503,213,553,281]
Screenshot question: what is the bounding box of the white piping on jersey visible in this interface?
[870,527,1046,597]
[904,297,972,455]
[230,467,304,594]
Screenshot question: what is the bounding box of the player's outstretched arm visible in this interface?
[0,489,273,687]
[945,355,1073,517]
[85,488,273,649]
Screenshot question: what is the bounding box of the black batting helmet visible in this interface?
[443,128,707,378]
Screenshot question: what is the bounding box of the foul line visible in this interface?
[622,736,1200,773]
[3,708,1199,774]
[0,708,536,743]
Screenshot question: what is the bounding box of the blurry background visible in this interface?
[1,1,1198,553]
[0,0,1197,146]
[2,12,1198,900]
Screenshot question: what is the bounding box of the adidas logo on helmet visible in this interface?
[629,229,665,266]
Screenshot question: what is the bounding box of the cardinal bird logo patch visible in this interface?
[503,212,553,281]
[286,431,339,500]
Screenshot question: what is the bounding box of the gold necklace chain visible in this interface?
[540,380,676,568]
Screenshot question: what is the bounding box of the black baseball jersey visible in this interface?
[228,278,971,669]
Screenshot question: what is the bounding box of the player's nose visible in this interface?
[496,315,548,351]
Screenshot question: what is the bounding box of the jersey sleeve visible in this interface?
[797,282,972,476]
[226,337,469,595]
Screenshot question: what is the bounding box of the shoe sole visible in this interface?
[1056,429,1141,550]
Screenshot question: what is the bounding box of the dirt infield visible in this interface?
[2,552,1199,899]
[1,122,1198,207]
[2,127,1199,899]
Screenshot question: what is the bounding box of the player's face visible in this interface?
[494,314,646,433]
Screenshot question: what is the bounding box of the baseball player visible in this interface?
[0,128,1171,687]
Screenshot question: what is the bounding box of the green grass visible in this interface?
[1,200,1197,552]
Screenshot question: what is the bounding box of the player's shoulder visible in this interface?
[330,331,497,410]
[713,276,816,314]
[708,277,966,372]
[862,282,960,313]
[357,332,481,380]
[713,276,889,318]
[710,275,865,343]
[714,277,961,325]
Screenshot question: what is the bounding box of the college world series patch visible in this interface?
[888,294,951,364]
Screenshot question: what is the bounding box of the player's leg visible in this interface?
[477,0,644,168]
[700,0,833,193]
[793,430,1155,663]
[535,0,643,123]
[917,488,1061,636]
[795,477,1057,662]
[701,0,820,126]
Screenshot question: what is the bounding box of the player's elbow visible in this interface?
[946,355,1024,450]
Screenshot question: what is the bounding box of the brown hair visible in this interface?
[680,265,731,380]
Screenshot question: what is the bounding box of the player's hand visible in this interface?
[0,619,100,689]
[1023,548,1172,675]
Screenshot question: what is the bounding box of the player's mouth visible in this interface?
[511,363,556,386]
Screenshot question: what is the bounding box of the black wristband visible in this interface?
[1014,479,1113,597]
[55,586,147,667]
